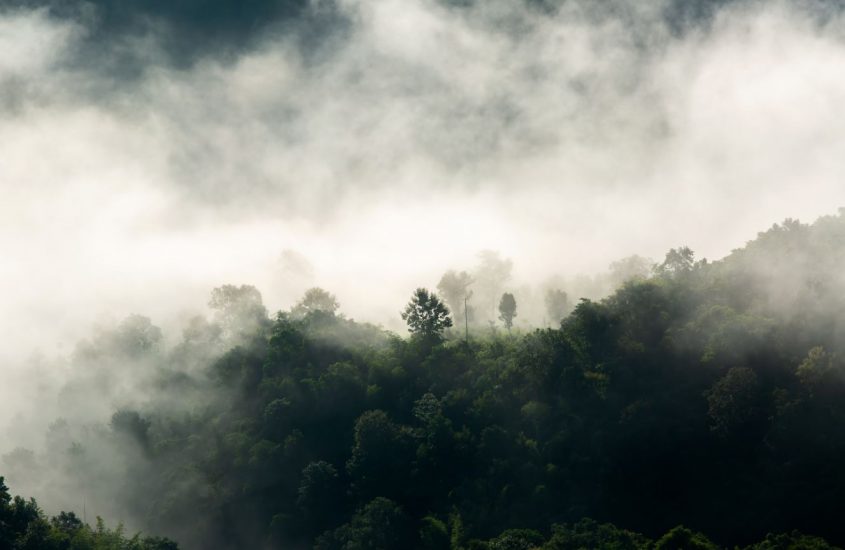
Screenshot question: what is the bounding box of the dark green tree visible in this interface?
[419,516,450,550]
[346,410,414,500]
[489,528,544,550]
[315,497,412,550]
[654,526,718,550]
[297,461,345,534]
[704,367,763,438]
[744,531,839,549]
[401,288,452,342]
[545,519,649,550]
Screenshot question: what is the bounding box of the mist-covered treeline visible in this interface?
[7,0,845,361]
[0,475,177,549]
[7,211,845,549]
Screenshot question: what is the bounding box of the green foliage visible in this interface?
[743,531,840,549]
[401,288,453,341]
[795,347,840,397]
[704,367,762,438]
[346,410,414,501]
[489,528,544,550]
[420,516,450,550]
[654,526,718,550]
[297,461,345,533]
[450,510,466,550]
[0,477,178,550]
[544,519,650,550]
[315,497,411,550]
[17,214,845,549]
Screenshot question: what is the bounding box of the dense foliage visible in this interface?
[0,477,177,550]
[8,212,845,549]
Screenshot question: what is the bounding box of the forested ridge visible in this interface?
[7,212,845,549]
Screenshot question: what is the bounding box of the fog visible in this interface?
[2,0,844,363]
[2,0,845,538]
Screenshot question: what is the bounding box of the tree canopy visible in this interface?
[8,214,845,549]
[401,288,453,341]
[0,476,177,550]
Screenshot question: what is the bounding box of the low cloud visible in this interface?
[2,0,845,360]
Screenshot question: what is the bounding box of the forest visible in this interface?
[6,211,845,549]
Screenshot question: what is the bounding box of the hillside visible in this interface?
[6,212,845,549]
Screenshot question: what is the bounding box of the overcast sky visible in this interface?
[2,0,845,357]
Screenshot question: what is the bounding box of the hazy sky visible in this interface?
[2,0,845,358]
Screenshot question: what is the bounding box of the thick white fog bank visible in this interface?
[2,0,845,364]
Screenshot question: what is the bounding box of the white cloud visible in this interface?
[2,0,845,361]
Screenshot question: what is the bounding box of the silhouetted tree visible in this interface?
[401,288,452,342]
[498,293,517,331]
